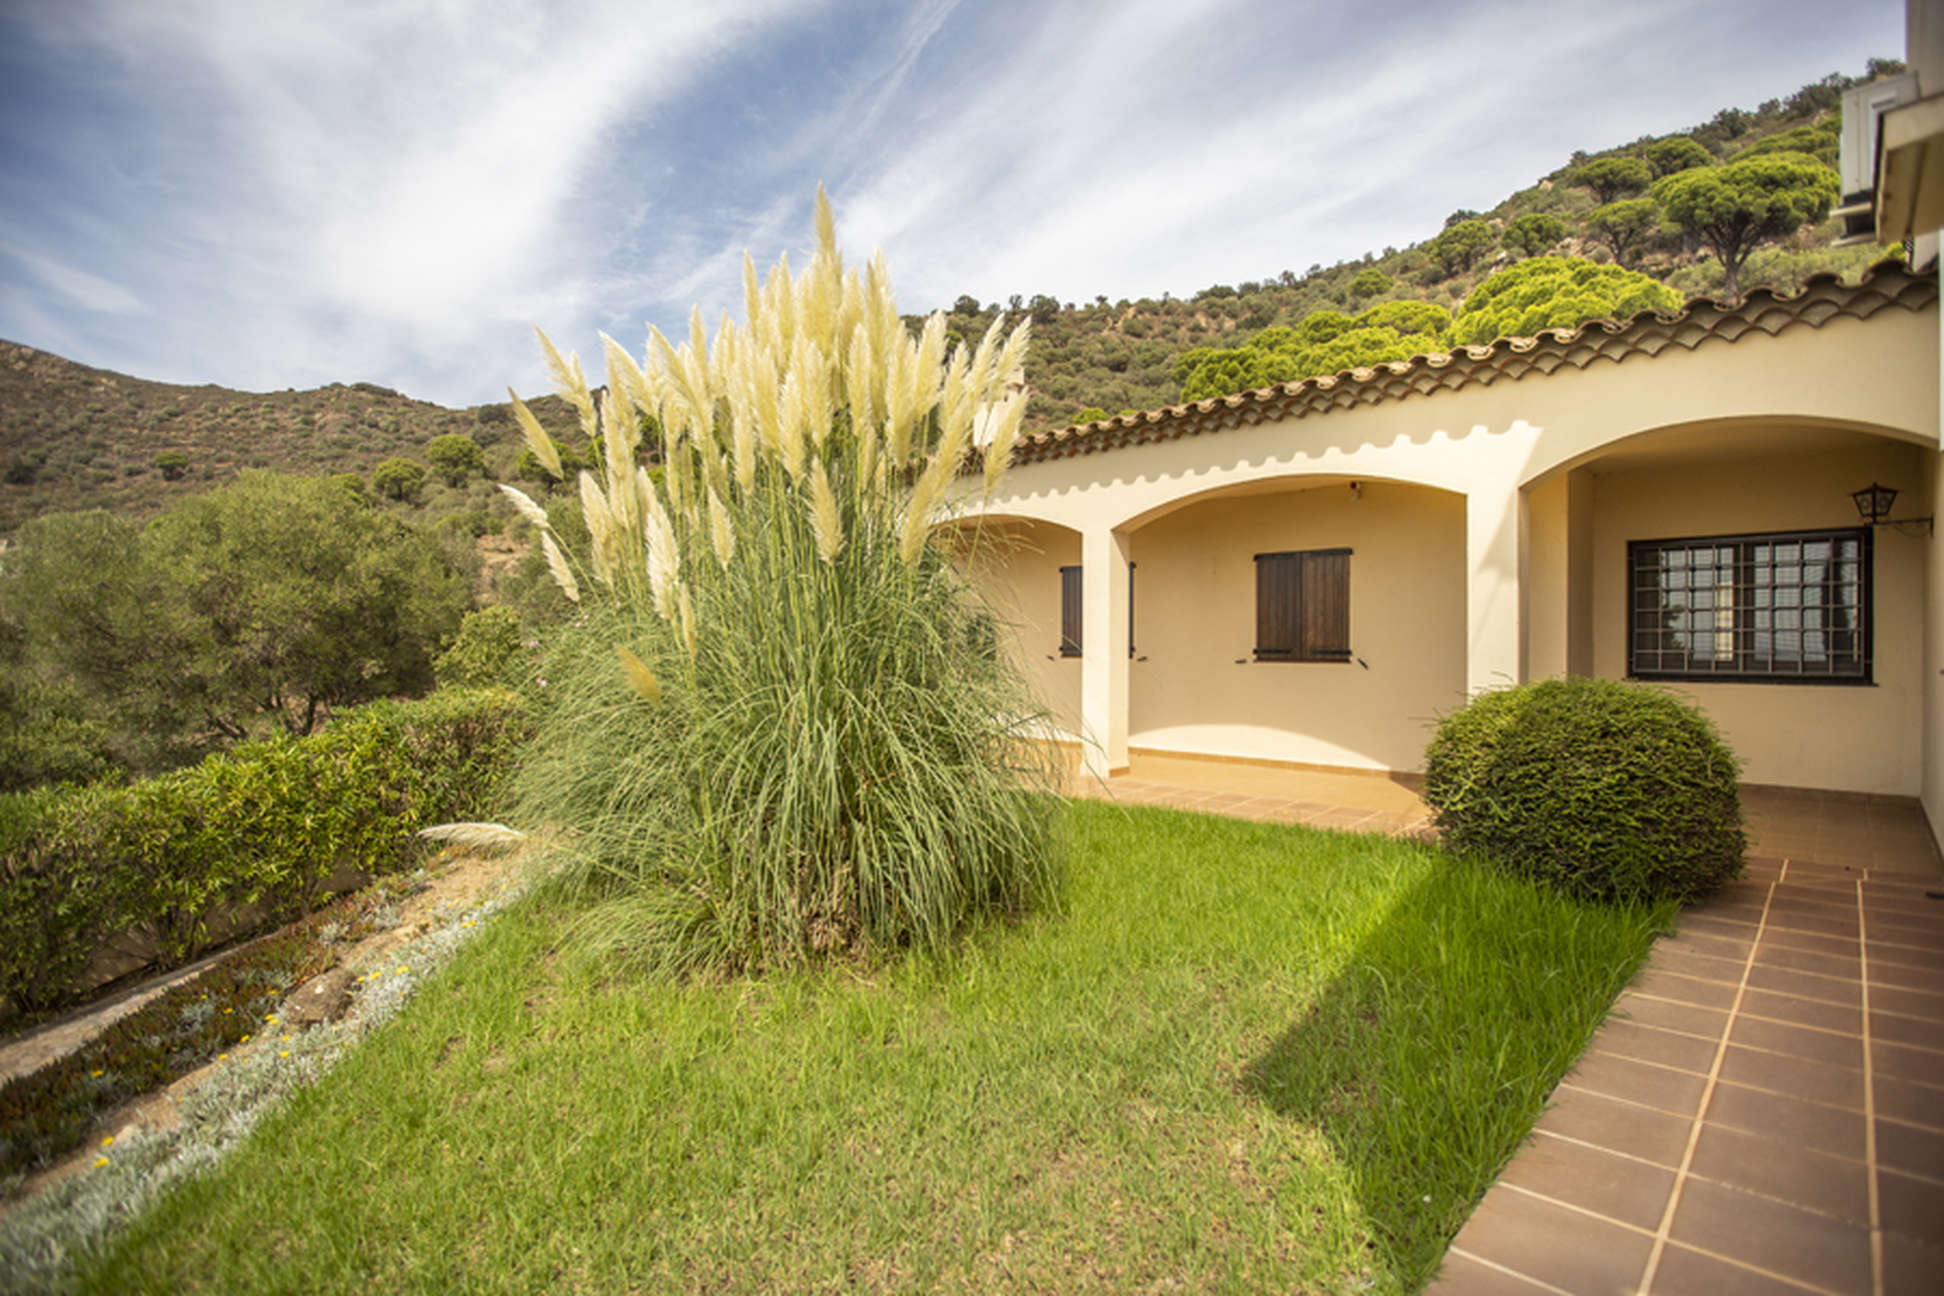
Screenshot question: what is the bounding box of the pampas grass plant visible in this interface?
[503,190,1060,973]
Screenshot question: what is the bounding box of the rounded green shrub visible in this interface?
[1422,678,1744,903]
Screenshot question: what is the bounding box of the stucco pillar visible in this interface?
[1465,480,1524,696]
[1080,526,1131,778]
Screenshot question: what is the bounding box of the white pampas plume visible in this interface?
[499,483,552,531]
[678,583,697,659]
[537,327,597,443]
[911,313,947,424]
[980,388,1028,491]
[541,531,579,602]
[845,321,879,436]
[616,644,661,706]
[742,251,763,330]
[509,388,563,481]
[416,822,527,853]
[602,332,653,424]
[645,484,680,621]
[996,316,1032,389]
[579,470,616,587]
[808,458,843,563]
[707,487,735,567]
[900,464,942,566]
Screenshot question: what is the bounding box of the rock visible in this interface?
[279,966,356,1027]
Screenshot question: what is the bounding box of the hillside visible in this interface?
[0,64,1904,536]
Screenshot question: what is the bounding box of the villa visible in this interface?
[956,260,1944,858]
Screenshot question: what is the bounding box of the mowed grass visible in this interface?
[73,801,1669,1294]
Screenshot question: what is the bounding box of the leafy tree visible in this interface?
[0,513,164,778]
[331,471,370,504]
[1177,300,1449,400]
[1653,152,1840,297]
[1348,267,1392,298]
[1027,293,1062,323]
[372,456,427,502]
[142,471,470,739]
[1427,219,1494,275]
[152,450,190,481]
[433,605,527,690]
[426,433,486,486]
[1352,299,1451,337]
[1732,119,1840,168]
[1504,213,1568,259]
[1451,257,1682,347]
[950,294,983,316]
[1585,198,1659,267]
[1646,136,1714,178]
[1444,209,1482,228]
[1070,406,1110,425]
[472,402,512,447]
[1572,156,1652,204]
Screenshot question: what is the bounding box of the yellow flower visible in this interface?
[278,1050,291,1059]
[222,1007,233,1015]
[101,1135,113,1146]
[240,1034,251,1043]
[395,966,407,975]
[90,1069,103,1078]
[265,1014,278,1023]
[93,1157,109,1168]
[281,1034,292,1042]
[218,1053,229,1061]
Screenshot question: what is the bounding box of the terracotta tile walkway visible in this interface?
[1072,753,1944,1295]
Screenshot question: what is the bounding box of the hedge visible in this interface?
[0,689,529,1028]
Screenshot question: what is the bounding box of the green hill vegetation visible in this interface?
[0,64,1901,539]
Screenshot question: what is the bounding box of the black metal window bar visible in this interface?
[1628,527,1871,683]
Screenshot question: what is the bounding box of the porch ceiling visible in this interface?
[1576,421,1916,475]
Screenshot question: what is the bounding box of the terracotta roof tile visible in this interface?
[1007,260,1936,467]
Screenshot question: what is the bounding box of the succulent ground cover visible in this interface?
[0,854,525,1289]
[0,876,416,1187]
[60,802,1670,1295]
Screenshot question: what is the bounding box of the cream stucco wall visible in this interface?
[964,303,1940,789]
[960,519,1082,740]
[1126,480,1466,772]
[1587,440,1931,796]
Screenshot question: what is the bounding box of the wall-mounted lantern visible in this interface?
[1852,481,1933,534]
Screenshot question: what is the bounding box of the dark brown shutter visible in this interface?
[1059,565,1082,657]
[1301,550,1351,660]
[1254,553,1299,658]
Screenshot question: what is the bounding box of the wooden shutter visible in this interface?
[1254,553,1300,658]
[1300,549,1351,660]
[1059,565,1082,657]
[1256,549,1349,661]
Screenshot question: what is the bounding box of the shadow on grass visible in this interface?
[1241,855,1660,1290]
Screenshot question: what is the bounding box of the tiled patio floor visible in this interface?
[1076,754,1944,1295]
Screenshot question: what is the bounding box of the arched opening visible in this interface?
[1523,418,1933,796]
[940,513,1086,744]
[1117,473,1467,775]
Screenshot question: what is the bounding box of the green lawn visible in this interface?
[73,800,1668,1294]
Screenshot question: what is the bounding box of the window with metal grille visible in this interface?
[1254,548,1351,662]
[1627,528,1871,683]
[1057,563,1134,658]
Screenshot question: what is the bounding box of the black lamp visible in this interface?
[1851,481,1933,534]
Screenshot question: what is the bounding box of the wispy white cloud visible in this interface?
[0,237,148,315]
[0,0,1909,406]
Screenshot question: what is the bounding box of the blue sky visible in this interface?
[0,0,1906,408]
